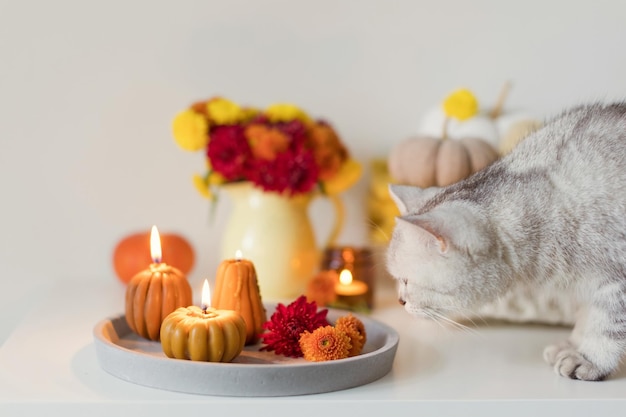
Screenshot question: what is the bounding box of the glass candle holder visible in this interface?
[321,246,375,309]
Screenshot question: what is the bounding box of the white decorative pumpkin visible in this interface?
[417,107,500,148]
[418,106,542,156]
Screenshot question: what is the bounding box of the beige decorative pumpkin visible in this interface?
[212,259,267,345]
[498,118,543,155]
[160,306,246,362]
[388,136,499,188]
[125,263,193,341]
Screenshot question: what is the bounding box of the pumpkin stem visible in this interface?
[441,117,450,141]
[489,81,512,119]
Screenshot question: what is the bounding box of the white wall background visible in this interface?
[1,0,625,296]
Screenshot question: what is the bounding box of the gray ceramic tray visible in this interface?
[93,305,399,396]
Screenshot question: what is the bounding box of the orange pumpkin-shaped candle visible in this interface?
[125,226,192,341]
[212,252,267,345]
[160,301,246,362]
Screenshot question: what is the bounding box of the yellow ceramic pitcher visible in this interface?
[220,182,344,301]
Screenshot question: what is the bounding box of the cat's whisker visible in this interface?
[467,311,489,326]
[430,310,482,337]
[453,311,485,331]
[421,309,452,334]
[438,306,488,328]
[365,219,390,241]
[424,309,456,331]
[458,308,490,326]
[446,318,482,337]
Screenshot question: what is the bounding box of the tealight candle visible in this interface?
[306,269,339,307]
[125,225,192,340]
[160,279,247,362]
[334,269,369,311]
[321,246,375,308]
[212,250,267,345]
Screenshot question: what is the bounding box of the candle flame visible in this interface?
[235,249,243,261]
[201,279,211,311]
[150,225,162,264]
[339,269,353,285]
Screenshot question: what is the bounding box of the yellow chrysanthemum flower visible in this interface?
[192,174,212,199]
[206,98,245,125]
[320,158,362,195]
[442,89,479,121]
[192,170,227,199]
[172,110,209,152]
[265,103,312,124]
[207,170,226,186]
[240,107,261,122]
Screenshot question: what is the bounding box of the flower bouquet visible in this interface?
[172,97,362,299]
[172,97,361,199]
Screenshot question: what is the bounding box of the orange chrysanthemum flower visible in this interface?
[307,122,348,181]
[190,100,209,116]
[245,124,290,161]
[335,314,367,357]
[299,326,351,362]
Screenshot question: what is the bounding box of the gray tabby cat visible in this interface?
[386,103,626,381]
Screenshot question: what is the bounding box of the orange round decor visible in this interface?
[113,231,195,284]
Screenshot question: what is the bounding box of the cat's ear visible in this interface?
[388,184,440,215]
[398,215,448,254]
[402,206,490,255]
[422,205,491,254]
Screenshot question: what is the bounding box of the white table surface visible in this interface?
[1,279,626,417]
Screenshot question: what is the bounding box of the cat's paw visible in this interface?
[543,344,608,381]
[543,341,573,366]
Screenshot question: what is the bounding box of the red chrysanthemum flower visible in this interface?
[207,125,254,180]
[252,148,319,195]
[260,295,329,358]
[276,119,308,151]
[285,148,319,194]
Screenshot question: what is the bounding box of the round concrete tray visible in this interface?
[93,305,399,396]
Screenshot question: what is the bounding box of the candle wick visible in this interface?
[153,257,161,264]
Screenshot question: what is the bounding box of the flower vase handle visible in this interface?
[324,194,345,248]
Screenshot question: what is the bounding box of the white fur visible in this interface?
[386,103,626,381]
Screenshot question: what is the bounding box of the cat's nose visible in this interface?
[398,297,406,306]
